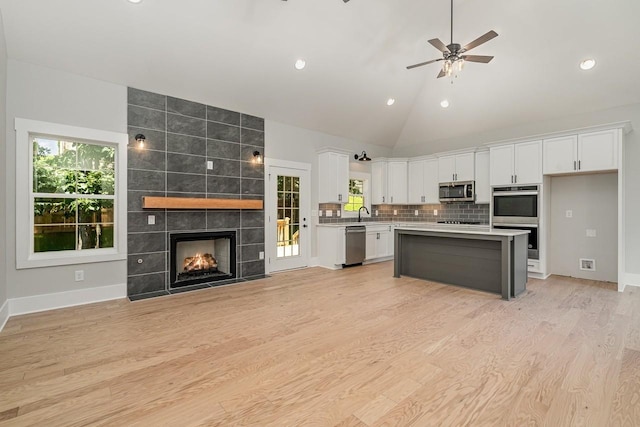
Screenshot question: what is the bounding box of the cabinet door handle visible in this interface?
[377,232,380,239]
[382,196,385,203]
[574,160,577,171]
[391,196,393,203]
[514,175,517,183]
[578,160,581,170]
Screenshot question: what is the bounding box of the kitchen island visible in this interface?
[393,225,529,300]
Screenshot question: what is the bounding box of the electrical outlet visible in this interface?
[207,160,213,170]
[566,210,573,218]
[414,210,419,216]
[336,210,341,217]
[259,251,265,260]
[148,215,156,225]
[318,210,323,217]
[375,210,379,216]
[586,229,597,237]
[434,209,438,216]
[74,270,84,281]
[393,210,397,216]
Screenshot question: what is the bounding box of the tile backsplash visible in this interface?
[318,202,490,224]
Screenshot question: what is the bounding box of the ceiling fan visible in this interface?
[407,0,498,79]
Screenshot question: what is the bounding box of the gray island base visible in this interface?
[393,225,530,300]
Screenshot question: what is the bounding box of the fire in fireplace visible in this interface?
[170,231,236,288]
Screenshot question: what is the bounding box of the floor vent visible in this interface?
[579,258,596,271]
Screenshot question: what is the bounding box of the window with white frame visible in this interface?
[15,119,128,269]
[342,172,371,217]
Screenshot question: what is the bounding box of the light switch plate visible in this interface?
[148,215,156,225]
[375,210,379,216]
[207,160,213,170]
[566,210,573,218]
[259,251,265,260]
[586,229,597,237]
[414,210,419,216]
[393,210,397,216]
[336,210,341,217]
[434,209,438,216]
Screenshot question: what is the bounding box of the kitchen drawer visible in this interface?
[527,259,541,273]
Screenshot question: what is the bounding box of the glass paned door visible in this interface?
[268,164,310,272]
[277,175,300,258]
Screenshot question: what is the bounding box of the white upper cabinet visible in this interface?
[438,152,475,183]
[578,130,619,172]
[475,151,490,204]
[387,160,408,204]
[318,151,350,203]
[491,141,542,186]
[408,158,439,204]
[371,160,388,204]
[543,129,619,175]
[543,135,578,175]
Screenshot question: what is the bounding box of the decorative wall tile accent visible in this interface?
[317,202,490,224]
[127,87,265,299]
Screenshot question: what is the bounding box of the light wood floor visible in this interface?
[1,262,639,426]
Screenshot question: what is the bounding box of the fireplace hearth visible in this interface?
[170,231,236,288]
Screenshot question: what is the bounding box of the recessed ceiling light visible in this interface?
[580,58,596,70]
[386,98,396,106]
[294,59,306,70]
[128,0,142,3]
[440,99,450,108]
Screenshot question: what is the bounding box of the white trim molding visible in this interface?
[0,300,9,332]
[8,283,126,317]
[624,273,640,291]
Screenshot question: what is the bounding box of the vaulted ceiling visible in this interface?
[1,0,639,150]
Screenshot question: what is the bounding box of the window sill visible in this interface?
[17,248,126,270]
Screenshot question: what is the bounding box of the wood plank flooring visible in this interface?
[1,262,639,426]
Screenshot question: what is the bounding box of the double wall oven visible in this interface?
[492,185,539,260]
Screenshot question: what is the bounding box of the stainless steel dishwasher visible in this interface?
[344,225,366,266]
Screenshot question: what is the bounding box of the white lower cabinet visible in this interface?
[366,225,393,260]
[317,226,345,268]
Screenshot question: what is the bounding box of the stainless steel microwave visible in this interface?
[439,181,475,203]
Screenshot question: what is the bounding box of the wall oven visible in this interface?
[492,185,539,260]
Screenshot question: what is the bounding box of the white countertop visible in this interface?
[395,224,530,237]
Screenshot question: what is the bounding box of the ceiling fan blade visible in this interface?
[428,38,450,54]
[462,30,498,52]
[406,58,442,70]
[461,55,494,63]
[437,69,446,78]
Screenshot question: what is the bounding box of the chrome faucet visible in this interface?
[358,206,370,222]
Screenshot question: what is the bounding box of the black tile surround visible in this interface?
[127,88,265,299]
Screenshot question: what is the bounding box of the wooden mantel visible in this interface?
[143,196,263,210]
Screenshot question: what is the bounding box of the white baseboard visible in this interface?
[9,283,127,317]
[625,273,640,290]
[0,300,9,333]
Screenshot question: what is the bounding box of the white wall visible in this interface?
[549,173,618,282]
[0,12,8,314]
[5,60,127,299]
[265,120,393,258]
[393,103,640,277]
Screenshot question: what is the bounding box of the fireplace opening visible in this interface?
[170,231,236,288]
